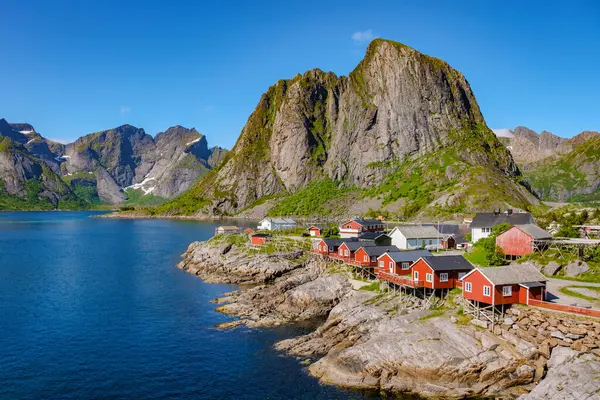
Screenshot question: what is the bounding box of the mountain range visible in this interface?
[496,127,600,202]
[0,119,226,210]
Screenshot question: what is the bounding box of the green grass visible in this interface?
[463,246,489,267]
[122,188,167,207]
[559,286,600,302]
[267,179,356,217]
[359,282,381,291]
[419,309,445,321]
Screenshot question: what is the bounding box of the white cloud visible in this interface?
[120,106,131,114]
[352,29,376,44]
[492,128,514,138]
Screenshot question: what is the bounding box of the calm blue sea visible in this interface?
[0,212,373,400]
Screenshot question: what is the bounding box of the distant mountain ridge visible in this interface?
[0,118,227,209]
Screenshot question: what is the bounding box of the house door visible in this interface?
[413,271,419,281]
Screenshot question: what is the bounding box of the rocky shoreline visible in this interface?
[178,239,600,399]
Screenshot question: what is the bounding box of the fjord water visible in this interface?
[0,212,366,400]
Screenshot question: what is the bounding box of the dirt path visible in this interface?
[545,278,600,308]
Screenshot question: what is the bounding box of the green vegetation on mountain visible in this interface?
[524,136,600,202]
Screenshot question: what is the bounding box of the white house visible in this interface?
[389,226,441,250]
[470,211,534,243]
[257,218,297,231]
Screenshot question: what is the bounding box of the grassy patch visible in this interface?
[464,246,490,267]
[559,286,600,302]
[419,309,445,321]
[359,282,381,291]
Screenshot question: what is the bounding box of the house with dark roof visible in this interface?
[410,256,474,289]
[460,263,547,306]
[332,240,377,261]
[339,218,385,238]
[358,232,392,246]
[388,226,441,249]
[251,233,272,245]
[351,245,399,267]
[496,224,552,257]
[311,237,358,255]
[470,211,534,243]
[376,250,432,276]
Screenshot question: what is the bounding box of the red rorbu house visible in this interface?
[410,256,474,290]
[495,224,552,259]
[350,245,399,267]
[339,218,385,238]
[311,238,357,256]
[375,250,432,277]
[331,241,376,261]
[460,263,547,307]
[250,233,271,246]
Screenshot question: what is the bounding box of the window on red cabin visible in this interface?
[465,282,472,292]
[389,261,394,273]
[502,286,512,297]
[402,262,410,270]
[364,255,368,262]
[426,273,433,282]
[344,250,349,256]
[440,273,448,282]
[379,261,384,267]
[483,286,491,296]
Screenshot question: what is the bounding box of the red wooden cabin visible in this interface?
[251,233,271,246]
[460,263,547,306]
[375,250,432,276]
[312,238,357,256]
[339,218,385,238]
[410,256,474,289]
[495,224,552,257]
[351,245,399,267]
[333,241,376,261]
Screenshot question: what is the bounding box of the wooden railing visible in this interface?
[529,299,600,318]
[346,260,374,267]
[378,271,424,288]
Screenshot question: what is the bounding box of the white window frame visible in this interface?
[379,260,384,268]
[465,282,472,292]
[440,273,448,282]
[344,250,349,256]
[426,273,433,283]
[483,285,491,297]
[502,286,512,297]
[402,262,410,270]
[414,271,419,281]
[364,255,368,262]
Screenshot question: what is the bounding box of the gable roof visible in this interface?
[343,218,383,227]
[513,224,552,239]
[322,238,358,247]
[252,233,271,238]
[470,213,533,228]
[217,225,240,230]
[421,255,474,271]
[379,250,432,262]
[359,245,400,257]
[308,225,327,230]
[463,263,547,285]
[341,241,378,251]
[358,232,390,240]
[391,225,440,239]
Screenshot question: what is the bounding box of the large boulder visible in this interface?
[543,261,562,276]
[563,261,589,277]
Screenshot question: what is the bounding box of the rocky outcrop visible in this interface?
[162,39,536,218]
[518,347,600,399]
[180,239,600,398]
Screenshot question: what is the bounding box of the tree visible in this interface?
[557,225,580,238]
[464,232,472,243]
[322,225,339,238]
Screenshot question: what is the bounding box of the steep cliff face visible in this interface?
[524,134,600,202]
[160,39,536,217]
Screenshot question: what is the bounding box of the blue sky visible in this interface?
[1,0,598,147]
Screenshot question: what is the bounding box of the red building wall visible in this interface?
[309,228,321,236]
[342,221,364,231]
[376,254,396,276]
[354,248,373,265]
[462,270,495,304]
[494,283,521,305]
[496,227,534,257]
[251,236,267,245]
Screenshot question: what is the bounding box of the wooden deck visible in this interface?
[378,271,424,288]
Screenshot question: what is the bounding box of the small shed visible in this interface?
[358,232,392,246]
[251,233,271,246]
[459,263,547,306]
[441,235,456,249]
[308,225,326,237]
[495,224,552,257]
